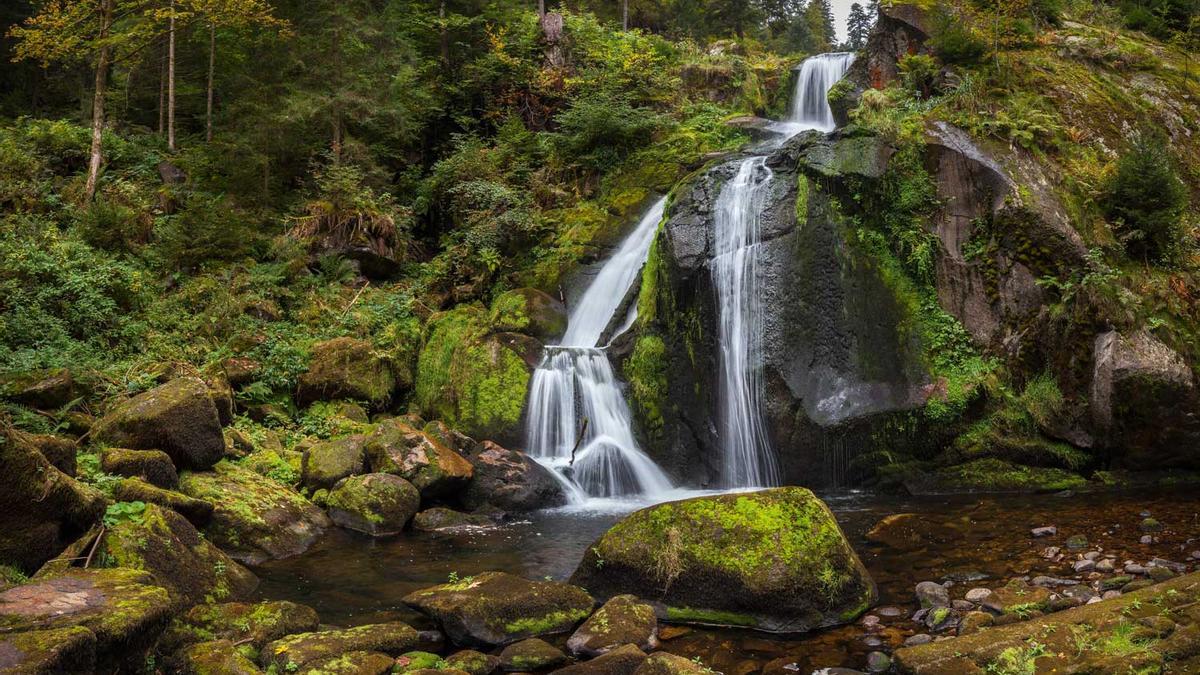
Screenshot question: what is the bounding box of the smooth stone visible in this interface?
[904,634,933,647]
[1140,535,1154,544]
[865,651,891,673]
[1073,559,1096,573]
[1031,526,1056,537]
[1096,559,1115,573]
[1126,564,1149,575]
[964,588,992,604]
[915,582,949,609]
[1102,590,1122,600]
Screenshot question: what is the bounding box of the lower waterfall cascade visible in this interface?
[524,52,855,505]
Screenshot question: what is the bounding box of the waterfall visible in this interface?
[786,52,856,132]
[712,53,854,488]
[525,198,675,503]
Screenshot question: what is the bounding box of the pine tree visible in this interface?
[802,0,835,51]
[846,2,870,49]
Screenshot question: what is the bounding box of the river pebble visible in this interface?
[915,581,949,608]
[1095,559,1115,573]
[1126,563,1149,575]
[964,588,992,603]
[1031,526,1056,537]
[904,634,932,647]
[1073,559,1096,573]
[866,652,891,673]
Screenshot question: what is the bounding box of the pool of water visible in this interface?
[255,489,1200,672]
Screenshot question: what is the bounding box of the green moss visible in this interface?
[624,335,669,443]
[665,606,757,627]
[500,608,590,636]
[932,458,1087,493]
[456,340,529,438]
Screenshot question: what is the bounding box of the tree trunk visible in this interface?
[85,0,114,202]
[538,0,545,18]
[622,0,628,30]
[440,0,450,66]
[158,39,166,135]
[168,0,177,153]
[206,24,215,143]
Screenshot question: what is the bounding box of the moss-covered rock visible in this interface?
[412,508,496,532]
[365,419,474,499]
[570,488,876,633]
[403,571,594,648]
[102,447,179,488]
[907,458,1089,494]
[161,600,320,658]
[301,434,369,490]
[415,306,540,443]
[394,650,446,672]
[261,622,420,671]
[632,652,711,675]
[489,288,568,342]
[0,368,80,410]
[0,626,96,674]
[112,477,214,527]
[299,650,396,674]
[242,447,303,486]
[462,441,567,512]
[326,473,420,536]
[96,503,258,608]
[0,426,105,574]
[445,649,500,675]
[567,595,658,657]
[25,433,77,476]
[93,377,226,470]
[0,568,173,672]
[296,337,400,409]
[498,637,568,671]
[177,639,263,675]
[179,460,331,564]
[551,644,646,675]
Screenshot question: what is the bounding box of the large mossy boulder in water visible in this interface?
[301,434,369,490]
[489,288,568,342]
[461,441,567,512]
[326,473,420,536]
[403,571,594,648]
[296,337,402,409]
[0,427,106,574]
[93,377,226,470]
[570,488,876,633]
[179,460,330,564]
[365,419,475,498]
[0,568,173,672]
[261,622,420,671]
[414,306,541,444]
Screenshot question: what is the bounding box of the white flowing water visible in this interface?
[711,53,855,489]
[525,198,676,504]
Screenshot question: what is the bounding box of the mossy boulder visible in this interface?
[445,649,500,675]
[570,488,877,633]
[412,508,496,532]
[177,639,263,675]
[394,650,446,672]
[403,571,594,648]
[462,441,567,512]
[112,477,214,527]
[243,447,303,486]
[365,419,474,498]
[0,568,173,672]
[261,622,420,671]
[551,644,646,675]
[161,600,320,656]
[415,306,541,444]
[906,458,1089,494]
[567,595,658,657]
[0,427,105,574]
[0,368,80,410]
[301,434,369,490]
[179,460,331,565]
[102,448,179,488]
[300,650,396,674]
[498,638,568,671]
[97,503,258,608]
[25,434,77,476]
[489,288,568,342]
[0,626,96,674]
[632,653,711,675]
[326,473,421,536]
[93,377,226,470]
[296,337,400,409]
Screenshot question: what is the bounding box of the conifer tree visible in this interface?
[846,2,870,49]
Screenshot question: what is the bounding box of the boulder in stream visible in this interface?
[326,473,420,536]
[570,487,876,633]
[365,419,474,499]
[567,594,659,657]
[462,441,567,512]
[261,622,421,671]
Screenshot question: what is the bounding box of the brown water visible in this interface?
[255,490,1200,672]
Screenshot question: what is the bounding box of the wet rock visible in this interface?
[1125,563,1149,575]
[568,594,658,657]
[462,441,567,512]
[1095,559,1115,573]
[1140,535,1154,544]
[301,434,369,490]
[300,650,398,674]
[446,650,501,675]
[865,651,891,673]
[633,652,712,675]
[297,337,401,409]
[261,622,420,671]
[101,448,179,488]
[0,427,106,574]
[1073,559,1096,573]
[1031,576,1077,588]
[177,640,263,674]
[94,377,226,469]
[571,488,876,633]
[1148,566,1176,582]
[0,626,97,673]
[551,644,646,675]
[395,651,448,672]
[179,460,331,564]
[1151,558,1187,573]
[162,600,320,654]
[365,419,474,499]
[957,611,993,636]
[0,568,173,672]
[26,434,77,475]
[93,503,257,608]
[412,508,496,532]
[326,473,420,536]
[489,288,568,342]
[915,582,949,609]
[981,580,1050,616]
[403,571,593,648]
[964,588,992,604]
[657,626,692,640]
[499,638,568,671]
[1141,517,1162,532]
[1031,526,1056,537]
[923,606,957,631]
[904,634,932,647]
[875,606,905,618]
[1065,534,1088,550]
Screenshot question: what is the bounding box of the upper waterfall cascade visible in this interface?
[523,53,853,505]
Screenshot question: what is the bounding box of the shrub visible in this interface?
[898,54,940,98]
[1103,130,1189,265]
[552,94,671,172]
[931,11,989,65]
[155,194,253,272]
[77,199,150,253]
